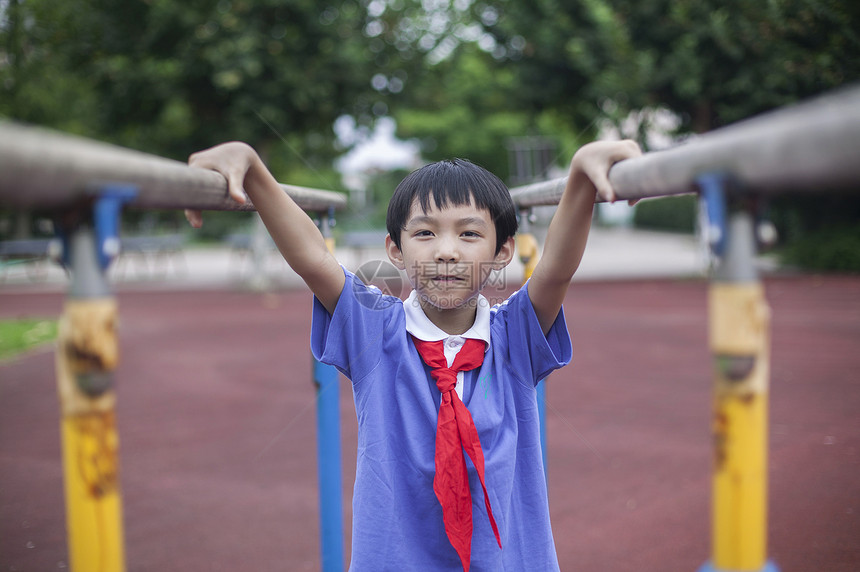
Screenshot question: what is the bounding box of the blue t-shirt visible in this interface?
[311,269,572,571]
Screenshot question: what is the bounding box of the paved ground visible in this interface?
[1,231,857,571]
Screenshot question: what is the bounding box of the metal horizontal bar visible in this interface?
[0,123,347,212]
[510,84,860,207]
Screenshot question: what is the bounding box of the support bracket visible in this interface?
[56,184,137,270]
[696,173,729,258]
[93,184,138,270]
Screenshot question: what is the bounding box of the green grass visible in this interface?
[0,319,58,360]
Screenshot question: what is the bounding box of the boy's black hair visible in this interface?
[386,158,518,254]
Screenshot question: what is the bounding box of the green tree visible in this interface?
[356,0,591,180]
[393,43,533,178]
[472,0,860,270]
[484,0,860,134]
[1,0,418,236]
[0,0,396,174]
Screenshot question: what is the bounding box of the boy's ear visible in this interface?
[493,236,515,269]
[385,234,406,270]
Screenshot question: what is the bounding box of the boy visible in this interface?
[186,139,641,571]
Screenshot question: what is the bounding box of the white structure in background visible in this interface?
[597,106,684,227]
[335,116,422,206]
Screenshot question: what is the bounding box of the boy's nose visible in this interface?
[434,237,459,262]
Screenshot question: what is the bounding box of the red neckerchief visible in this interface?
[411,336,502,571]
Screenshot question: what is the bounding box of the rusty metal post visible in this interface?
[698,175,778,572]
[516,210,540,281]
[56,207,127,571]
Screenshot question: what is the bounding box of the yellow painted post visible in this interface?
[709,283,770,569]
[703,206,777,572]
[516,225,539,283]
[57,224,125,572]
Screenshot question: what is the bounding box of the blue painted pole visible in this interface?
[314,210,344,572]
[314,358,344,572]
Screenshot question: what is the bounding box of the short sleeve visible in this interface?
[310,268,402,382]
[490,281,572,386]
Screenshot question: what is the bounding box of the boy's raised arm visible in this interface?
[527,140,641,334]
[186,142,345,313]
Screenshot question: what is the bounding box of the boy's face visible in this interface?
[386,196,514,312]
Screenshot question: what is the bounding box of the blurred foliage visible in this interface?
[3,0,858,167]
[0,0,410,238]
[390,43,585,179]
[481,0,860,135]
[342,168,412,230]
[0,0,394,162]
[363,0,589,176]
[770,194,860,272]
[474,0,859,270]
[632,195,697,233]
[779,227,860,272]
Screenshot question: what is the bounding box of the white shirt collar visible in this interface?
[403,290,491,348]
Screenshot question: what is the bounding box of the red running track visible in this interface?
[1,276,858,571]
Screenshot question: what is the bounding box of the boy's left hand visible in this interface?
[571,139,642,204]
[184,141,259,228]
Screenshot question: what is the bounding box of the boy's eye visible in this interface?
[415,230,434,237]
[462,231,480,238]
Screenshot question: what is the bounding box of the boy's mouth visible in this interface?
[432,274,464,283]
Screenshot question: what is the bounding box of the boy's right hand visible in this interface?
[571,139,642,204]
[184,141,259,228]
